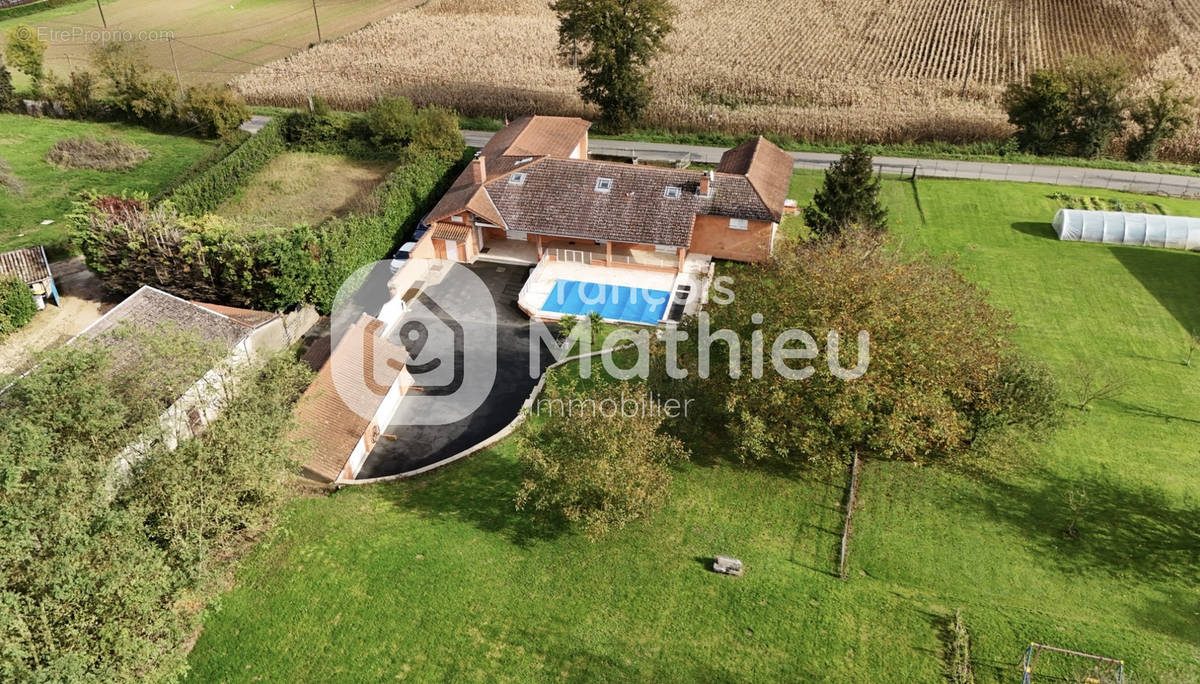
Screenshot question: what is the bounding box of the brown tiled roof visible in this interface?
[431,223,471,242]
[485,159,775,247]
[481,115,591,160]
[0,246,51,284]
[193,301,280,329]
[717,137,795,222]
[77,286,249,349]
[292,315,407,482]
[431,119,789,247]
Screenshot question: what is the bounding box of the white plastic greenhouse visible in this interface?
[1052,209,1200,251]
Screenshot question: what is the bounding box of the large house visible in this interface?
[411,116,795,324]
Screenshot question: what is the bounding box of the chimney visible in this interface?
[699,170,713,196]
[471,155,486,184]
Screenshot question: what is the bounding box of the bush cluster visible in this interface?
[0,338,311,680]
[0,275,36,336]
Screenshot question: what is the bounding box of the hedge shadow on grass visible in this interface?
[373,450,568,548]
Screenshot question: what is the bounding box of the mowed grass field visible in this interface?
[186,176,1200,682]
[215,152,395,230]
[0,0,423,88]
[0,113,214,255]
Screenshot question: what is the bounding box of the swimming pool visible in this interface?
[540,280,671,324]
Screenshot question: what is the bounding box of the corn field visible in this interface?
[233,0,1200,161]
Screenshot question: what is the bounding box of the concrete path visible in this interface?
[462,130,1200,199]
[239,115,272,134]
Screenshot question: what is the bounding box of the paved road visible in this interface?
[463,130,1200,199]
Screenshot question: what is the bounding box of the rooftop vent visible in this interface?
[595,177,614,194]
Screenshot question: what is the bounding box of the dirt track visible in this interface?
[0,257,108,376]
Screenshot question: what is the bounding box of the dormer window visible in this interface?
[663,186,682,199]
[595,178,614,194]
[509,172,528,185]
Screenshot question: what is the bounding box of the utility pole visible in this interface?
[311,0,322,43]
[168,37,185,99]
[95,0,107,28]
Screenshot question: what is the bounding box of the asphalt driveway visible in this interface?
[355,262,558,479]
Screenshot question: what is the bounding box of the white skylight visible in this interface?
[509,172,528,185]
[595,178,614,193]
[663,186,682,199]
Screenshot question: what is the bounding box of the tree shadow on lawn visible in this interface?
[1109,245,1200,336]
[950,465,1200,644]
[371,451,568,548]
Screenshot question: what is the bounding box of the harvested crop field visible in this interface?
[233,0,1200,161]
[215,152,395,230]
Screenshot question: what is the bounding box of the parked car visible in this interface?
[389,241,419,271]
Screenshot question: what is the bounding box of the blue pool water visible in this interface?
[541,280,671,324]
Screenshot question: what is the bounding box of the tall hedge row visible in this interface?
[167,117,286,215]
[73,151,461,313]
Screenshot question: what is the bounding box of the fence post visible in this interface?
[838,452,862,580]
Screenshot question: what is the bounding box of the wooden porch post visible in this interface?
[605,241,612,266]
[536,234,543,258]
[677,247,686,272]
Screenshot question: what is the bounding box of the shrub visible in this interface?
[1005,59,1133,158]
[181,83,250,139]
[0,57,15,111]
[46,136,151,171]
[0,275,35,335]
[93,41,177,128]
[168,117,286,215]
[516,381,689,539]
[49,70,97,119]
[1127,81,1196,162]
[151,129,251,202]
[366,97,464,161]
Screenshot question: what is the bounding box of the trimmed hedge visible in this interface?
[152,129,251,203]
[167,118,285,215]
[74,151,463,313]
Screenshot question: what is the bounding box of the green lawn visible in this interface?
[188,176,1200,682]
[215,152,395,231]
[0,114,214,256]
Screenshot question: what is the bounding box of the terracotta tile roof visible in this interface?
[485,160,775,247]
[430,119,790,248]
[431,223,471,242]
[0,246,52,284]
[717,137,795,222]
[292,315,407,482]
[480,115,591,160]
[192,301,280,329]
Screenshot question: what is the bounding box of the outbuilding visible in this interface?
[0,245,59,308]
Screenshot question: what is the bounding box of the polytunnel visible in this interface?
[1052,209,1200,251]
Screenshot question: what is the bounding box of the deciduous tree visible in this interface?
[1126,81,1196,162]
[551,0,676,132]
[4,25,46,95]
[516,381,688,538]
